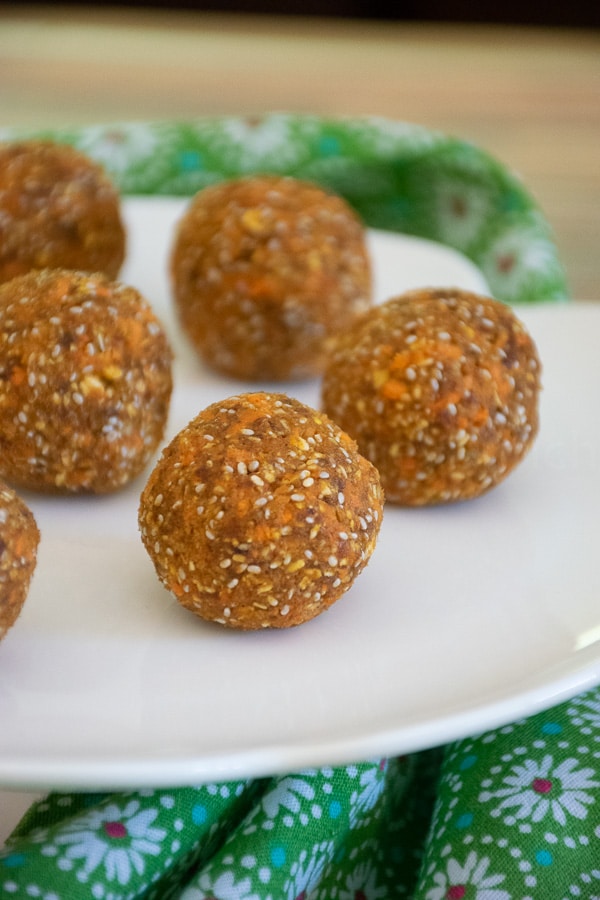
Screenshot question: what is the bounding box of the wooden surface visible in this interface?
[0,4,598,299]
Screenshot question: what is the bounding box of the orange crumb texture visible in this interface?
[0,139,125,284]
[139,392,384,629]
[322,287,542,506]
[0,479,39,640]
[171,175,372,381]
[0,268,173,493]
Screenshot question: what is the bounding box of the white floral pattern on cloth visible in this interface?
[425,850,511,900]
[45,799,167,886]
[5,690,600,898]
[1,113,569,306]
[478,754,599,826]
[414,684,600,900]
[178,759,397,900]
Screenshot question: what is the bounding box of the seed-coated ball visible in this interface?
[170,175,372,380]
[0,480,40,640]
[0,268,173,493]
[0,139,126,283]
[139,392,383,629]
[321,287,542,505]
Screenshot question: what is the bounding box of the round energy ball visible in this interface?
[0,268,173,493]
[321,287,542,506]
[0,139,126,284]
[170,175,372,381]
[139,392,383,629]
[0,480,40,640]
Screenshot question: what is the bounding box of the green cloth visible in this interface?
[3,686,600,897]
[0,113,569,306]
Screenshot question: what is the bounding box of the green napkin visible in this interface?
[3,685,600,898]
[0,113,569,307]
[416,684,600,900]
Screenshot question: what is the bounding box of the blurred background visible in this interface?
[0,3,598,299]
[5,0,600,26]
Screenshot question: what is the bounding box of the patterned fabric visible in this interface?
[417,688,600,900]
[3,687,600,897]
[0,113,569,306]
[0,754,439,899]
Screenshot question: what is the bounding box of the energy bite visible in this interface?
[138,392,383,629]
[321,287,541,505]
[170,175,372,380]
[0,480,40,640]
[0,139,125,283]
[0,268,173,493]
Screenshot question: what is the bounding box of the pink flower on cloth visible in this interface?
[426,851,511,900]
[479,754,599,825]
[49,799,167,886]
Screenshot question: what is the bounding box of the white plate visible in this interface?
[1,198,599,791]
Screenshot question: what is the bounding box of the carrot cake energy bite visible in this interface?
[139,392,383,629]
[170,175,372,380]
[0,479,40,640]
[0,269,173,493]
[0,139,125,283]
[321,287,542,506]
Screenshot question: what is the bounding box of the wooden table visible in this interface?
[1,5,599,299]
